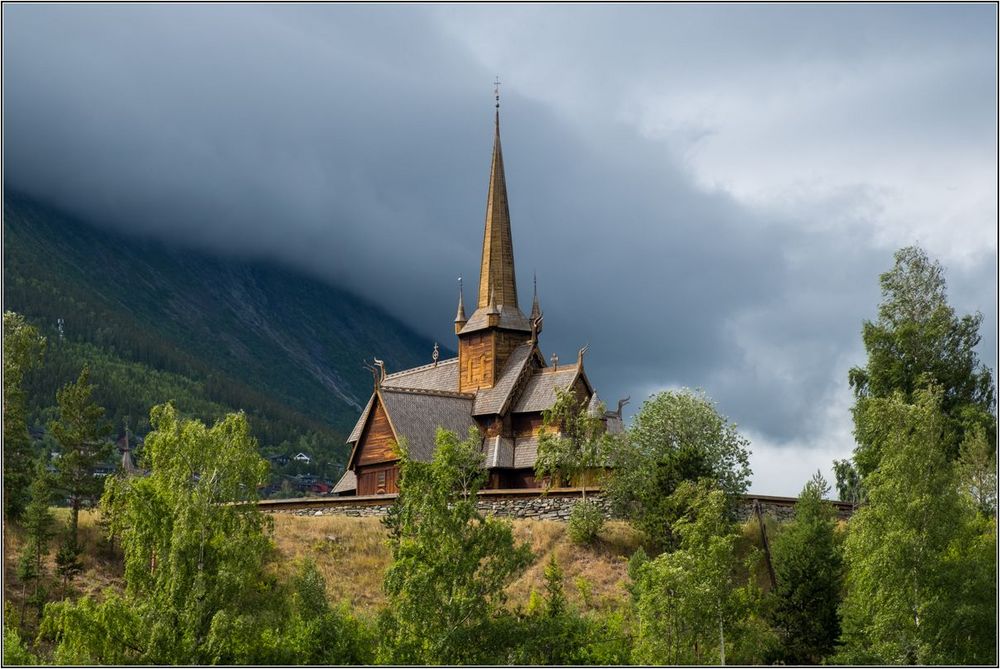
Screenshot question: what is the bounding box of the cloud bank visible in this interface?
[4,4,996,494]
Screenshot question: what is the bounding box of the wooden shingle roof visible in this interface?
[382,357,459,392]
[346,394,375,444]
[473,342,536,416]
[379,388,477,462]
[511,365,586,413]
[483,435,515,468]
[332,469,357,494]
[458,304,532,335]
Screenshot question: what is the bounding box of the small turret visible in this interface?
[486,285,500,327]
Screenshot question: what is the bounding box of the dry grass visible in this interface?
[3,509,124,626]
[268,514,643,613]
[5,510,643,620]
[508,519,641,611]
[269,514,390,612]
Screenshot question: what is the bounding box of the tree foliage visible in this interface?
[956,423,997,517]
[49,366,112,545]
[767,472,843,663]
[837,388,996,665]
[832,458,865,509]
[507,554,632,665]
[40,403,282,664]
[379,426,534,664]
[3,310,46,519]
[535,387,616,543]
[17,460,57,626]
[535,386,612,491]
[631,481,766,665]
[605,389,752,548]
[849,246,995,477]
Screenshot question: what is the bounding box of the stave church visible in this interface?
[333,99,624,496]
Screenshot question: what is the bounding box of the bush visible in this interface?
[567,500,604,545]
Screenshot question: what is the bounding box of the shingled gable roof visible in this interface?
[511,362,594,414]
[382,357,459,392]
[472,341,541,416]
[347,358,460,445]
[379,387,477,462]
[347,394,375,444]
[332,469,356,494]
[459,304,532,335]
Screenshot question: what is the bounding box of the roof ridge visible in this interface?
[381,386,475,399]
[384,357,459,378]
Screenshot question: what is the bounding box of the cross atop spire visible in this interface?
[478,88,518,310]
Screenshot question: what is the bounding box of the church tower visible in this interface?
[456,101,533,392]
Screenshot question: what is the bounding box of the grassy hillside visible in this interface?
[3,191,445,472]
[3,510,781,622]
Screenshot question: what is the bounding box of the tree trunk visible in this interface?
[69,497,80,548]
[718,616,726,665]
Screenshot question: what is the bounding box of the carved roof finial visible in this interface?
[577,344,589,368]
[530,271,542,321]
[365,358,386,388]
[432,342,440,367]
[551,352,559,371]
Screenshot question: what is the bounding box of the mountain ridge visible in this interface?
[3,190,447,470]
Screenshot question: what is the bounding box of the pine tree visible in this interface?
[49,366,112,546]
[767,472,842,663]
[3,311,46,519]
[19,460,56,624]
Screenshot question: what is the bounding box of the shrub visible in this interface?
[568,500,604,545]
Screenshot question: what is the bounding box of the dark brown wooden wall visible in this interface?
[459,331,493,392]
[357,464,399,495]
[358,400,397,466]
[513,413,545,437]
[458,329,530,392]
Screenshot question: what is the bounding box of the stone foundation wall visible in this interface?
[267,492,851,522]
[476,494,612,521]
[272,491,609,521]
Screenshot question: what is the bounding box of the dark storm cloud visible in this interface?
[3,4,996,493]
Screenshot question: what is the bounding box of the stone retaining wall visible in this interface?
[269,493,820,522]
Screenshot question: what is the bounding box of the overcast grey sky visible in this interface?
[4,4,996,495]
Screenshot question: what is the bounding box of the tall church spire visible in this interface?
[477,85,518,310]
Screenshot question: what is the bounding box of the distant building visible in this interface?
[266,453,291,467]
[334,102,625,497]
[292,452,312,464]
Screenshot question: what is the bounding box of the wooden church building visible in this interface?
[333,103,623,496]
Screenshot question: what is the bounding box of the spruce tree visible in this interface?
[49,366,112,546]
[3,311,46,519]
[767,472,842,663]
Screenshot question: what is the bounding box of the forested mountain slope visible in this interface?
[3,191,441,470]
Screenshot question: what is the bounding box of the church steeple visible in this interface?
[455,88,534,393]
[477,96,518,310]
